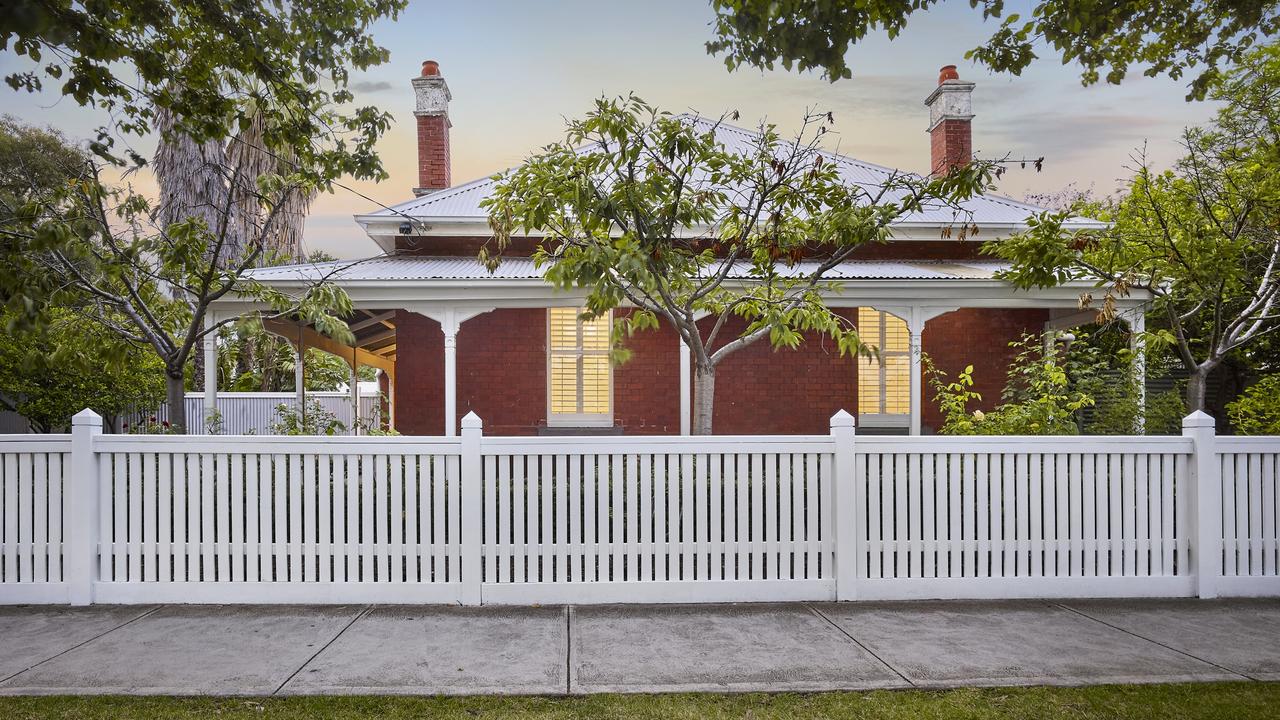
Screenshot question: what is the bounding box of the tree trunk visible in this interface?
[166,371,187,434]
[693,364,716,435]
[1186,366,1211,414]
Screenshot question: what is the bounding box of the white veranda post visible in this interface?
[679,340,691,436]
[677,311,708,436]
[872,306,955,436]
[1123,308,1147,430]
[405,306,492,437]
[349,357,360,436]
[203,311,218,433]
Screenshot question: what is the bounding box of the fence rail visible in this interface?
[1,410,1277,605]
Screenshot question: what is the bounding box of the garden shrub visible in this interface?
[1226,376,1280,435]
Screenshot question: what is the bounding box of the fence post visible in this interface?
[1183,410,1220,599]
[460,411,484,605]
[831,410,857,601]
[67,409,102,605]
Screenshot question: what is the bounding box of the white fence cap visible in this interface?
[830,409,856,428]
[1182,410,1215,429]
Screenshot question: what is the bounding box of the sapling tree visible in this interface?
[484,96,997,434]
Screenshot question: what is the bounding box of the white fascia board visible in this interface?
[354,214,1108,246]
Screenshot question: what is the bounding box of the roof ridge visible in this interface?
[365,112,1095,225]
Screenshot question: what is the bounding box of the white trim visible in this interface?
[858,414,910,428]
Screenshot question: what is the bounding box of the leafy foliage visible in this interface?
[0,309,165,432]
[1226,375,1280,434]
[269,400,347,436]
[484,96,997,433]
[989,46,1280,412]
[0,91,360,431]
[2,0,404,179]
[706,0,1280,99]
[930,330,1189,435]
[928,336,1093,435]
[1064,328,1187,435]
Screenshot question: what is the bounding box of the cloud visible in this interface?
[351,80,394,94]
[981,110,1172,163]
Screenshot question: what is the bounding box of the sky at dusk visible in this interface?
[1,0,1222,259]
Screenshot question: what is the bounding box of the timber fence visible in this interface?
[1,409,1276,605]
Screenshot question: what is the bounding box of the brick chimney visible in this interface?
[412,60,451,196]
[924,64,975,175]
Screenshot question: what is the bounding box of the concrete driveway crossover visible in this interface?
[0,598,1276,696]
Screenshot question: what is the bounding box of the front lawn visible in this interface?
[1,682,1276,719]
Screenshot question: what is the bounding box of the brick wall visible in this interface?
[392,310,444,435]
[702,312,859,434]
[416,114,451,191]
[457,308,548,435]
[930,118,972,175]
[920,308,1049,432]
[393,309,548,436]
[614,310,681,434]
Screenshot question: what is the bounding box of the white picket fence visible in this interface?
[144,391,381,435]
[2,410,1277,605]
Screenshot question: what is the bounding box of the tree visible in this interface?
[990,46,1280,413]
[484,97,996,434]
[3,0,404,175]
[705,0,1280,99]
[1,2,404,431]
[0,309,166,432]
[0,121,355,433]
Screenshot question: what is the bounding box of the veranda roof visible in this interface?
[243,256,1019,283]
[224,254,1145,316]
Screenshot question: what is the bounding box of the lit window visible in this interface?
[857,308,910,423]
[548,307,613,426]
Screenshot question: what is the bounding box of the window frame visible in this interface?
[546,307,615,428]
[857,309,911,428]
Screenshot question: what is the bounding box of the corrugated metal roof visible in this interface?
[244,256,1013,283]
[364,116,1100,229]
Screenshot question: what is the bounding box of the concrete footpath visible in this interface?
[0,599,1277,695]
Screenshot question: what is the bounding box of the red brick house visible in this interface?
[214,61,1148,437]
